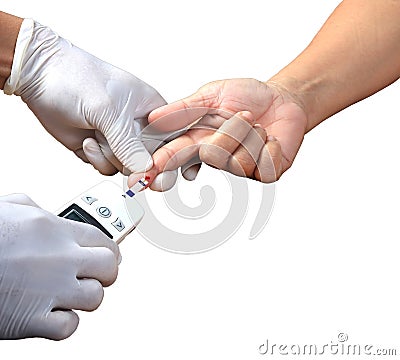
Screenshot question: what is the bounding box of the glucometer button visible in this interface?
[97,206,112,218]
[82,196,98,205]
[112,218,125,232]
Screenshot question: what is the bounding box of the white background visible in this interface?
[1,0,399,359]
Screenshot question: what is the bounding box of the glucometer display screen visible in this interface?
[64,209,87,223]
[58,203,113,239]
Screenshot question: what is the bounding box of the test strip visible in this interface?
[125,177,149,198]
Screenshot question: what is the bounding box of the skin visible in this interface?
[128,79,307,186]
[0,12,22,89]
[131,0,400,188]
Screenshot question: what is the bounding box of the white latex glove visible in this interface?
[0,193,120,340]
[3,19,181,191]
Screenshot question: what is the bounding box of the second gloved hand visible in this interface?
[0,193,120,340]
[3,19,181,190]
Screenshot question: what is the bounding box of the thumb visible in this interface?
[105,116,154,173]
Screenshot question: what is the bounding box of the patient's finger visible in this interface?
[181,156,202,181]
[148,100,209,132]
[254,136,282,183]
[228,126,267,177]
[199,111,255,171]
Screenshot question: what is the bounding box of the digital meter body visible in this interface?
[56,181,144,244]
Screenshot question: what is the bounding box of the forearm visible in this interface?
[0,11,22,89]
[269,0,400,131]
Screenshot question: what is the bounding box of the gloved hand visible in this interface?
[0,193,120,340]
[3,19,181,191]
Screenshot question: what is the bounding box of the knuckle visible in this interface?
[230,155,254,176]
[14,193,34,205]
[102,247,118,266]
[198,144,213,163]
[199,143,229,169]
[232,152,251,166]
[228,156,247,177]
[160,146,178,171]
[101,250,119,286]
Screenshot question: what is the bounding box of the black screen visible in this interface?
[58,203,113,239]
[64,209,87,223]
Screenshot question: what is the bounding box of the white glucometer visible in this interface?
[56,180,144,244]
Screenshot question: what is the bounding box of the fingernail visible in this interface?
[267,135,277,141]
[183,167,198,181]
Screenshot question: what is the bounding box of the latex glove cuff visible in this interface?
[4,18,34,95]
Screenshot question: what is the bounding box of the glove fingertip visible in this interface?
[125,153,154,174]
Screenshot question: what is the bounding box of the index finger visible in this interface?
[127,127,212,190]
[148,100,210,133]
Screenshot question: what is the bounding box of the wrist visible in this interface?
[0,12,23,90]
[3,18,35,96]
[267,73,326,133]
